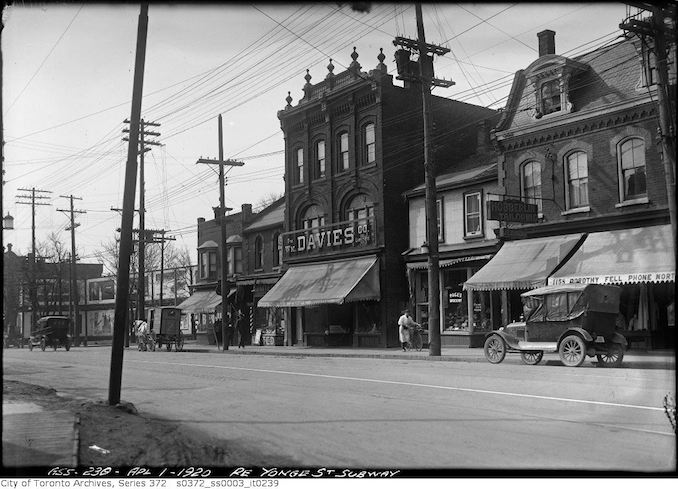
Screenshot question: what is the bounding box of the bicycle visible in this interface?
[405,325,424,352]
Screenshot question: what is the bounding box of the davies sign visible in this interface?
[284,221,374,257]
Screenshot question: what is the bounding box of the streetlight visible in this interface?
[3,213,14,230]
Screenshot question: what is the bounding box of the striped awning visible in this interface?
[406,254,495,270]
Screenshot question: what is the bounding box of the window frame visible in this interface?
[617,137,647,202]
[273,232,282,268]
[254,236,264,270]
[521,160,543,213]
[540,79,561,115]
[294,147,304,184]
[314,139,326,180]
[463,190,483,238]
[564,151,589,210]
[363,123,375,166]
[337,131,349,172]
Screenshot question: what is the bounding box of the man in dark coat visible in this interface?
[237,312,249,348]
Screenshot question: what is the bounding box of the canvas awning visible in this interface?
[464,233,584,291]
[178,290,222,313]
[548,225,675,285]
[406,254,495,270]
[257,256,380,308]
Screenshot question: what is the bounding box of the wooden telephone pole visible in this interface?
[110,2,149,406]
[393,3,454,356]
[197,114,244,351]
[57,195,86,346]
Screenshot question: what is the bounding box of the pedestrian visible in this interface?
[224,313,234,350]
[237,312,249,348]
[213,318,222,349]
[398,309,417,351]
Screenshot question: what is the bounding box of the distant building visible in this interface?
[465,30,676,349]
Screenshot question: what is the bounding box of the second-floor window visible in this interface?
[338,132,349,172]
[521,161,542,213]
[464,191,482,237]
[200,250,217,280]
[227,246,242,275]
[314,140,325,179]
[273,233,282,267]
[618,137,647,201]
[363,123,375,165]
[565,151,589,209]
[294,147,304,184]
[254,236,264,269]
[345,194,374,223]
[301,204,325,230]
[541,79,561,115]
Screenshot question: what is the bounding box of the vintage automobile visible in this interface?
[149,306,184,352]
[483,283,626,367]
[28,316,72,351]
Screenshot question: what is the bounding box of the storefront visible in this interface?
[177,288,224,344]
[548,224,675,349]
[258,255,382,347]
[463,233,586,338]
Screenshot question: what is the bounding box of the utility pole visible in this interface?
[141,229,175,306]
[110,2,149,406]
[196,114,244,351]
[57,195,85,346]
[393,3,453,357]
[620,2,677,253]
[16,187,52,331]
[124,118,161,322]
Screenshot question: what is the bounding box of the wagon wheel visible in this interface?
[53,341,58,351]
[483,334,506,364]
[175,332,184,352]
[520,351,543,365]
[559,334,586,367]
[65,339,71,352]
[166,339,172,352]
[138,341,143,351]
[596,343,624,368]
[40,338,46,351]
[149,340,156,352]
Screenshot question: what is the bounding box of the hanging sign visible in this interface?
[488,199,538,223]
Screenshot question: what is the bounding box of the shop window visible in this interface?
[363,123,375,165]
[314,140,326,179]
[565,151,589,209]
[617,137,647,201]
[521,160,542,213]
[294,147,304,184]
[337,132,349,172]
[463,191,482,237]
[443,269,469,332]
[254,236,264,269]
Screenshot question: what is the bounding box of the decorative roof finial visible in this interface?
[376,47,386,72]
[285,91,293,108]
[304,68,312,86]
[326,58,335,77]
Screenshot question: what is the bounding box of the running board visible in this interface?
[514,341,558,352]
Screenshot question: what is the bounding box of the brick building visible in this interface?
[258,47,495,347]
[465,30,676,349]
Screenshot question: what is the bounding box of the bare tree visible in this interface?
[254,192,284,212]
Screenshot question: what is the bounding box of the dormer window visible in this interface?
[540,79,561,115]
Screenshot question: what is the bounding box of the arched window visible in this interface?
[521,161,542,213]
[273,232,282,267]
[337,132,349,172]
[254,236,264,269]
[345,194,374,223]
[363,123,375,165]
[618,138,646,201]
[314,140,325,179]
[565,151,589,209]
[300,204,325,230]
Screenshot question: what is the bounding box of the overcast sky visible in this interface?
[1,2,631,267]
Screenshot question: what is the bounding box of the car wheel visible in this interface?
[596,343,624,368]
[484,334,506,364]
[559,334,586,367]
[40,338,46,351]
[520,351,543,365]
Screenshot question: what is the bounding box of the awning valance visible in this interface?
[548,225,675,285]
[257,256,380,308]
[178,290,222,313]
[464,233,584,291]
[406,254,495,270]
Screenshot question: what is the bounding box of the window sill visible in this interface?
[615,197,649,208]
[561,206,590,216]
[463,233,484,241]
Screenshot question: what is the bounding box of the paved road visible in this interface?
[3,348,676,471]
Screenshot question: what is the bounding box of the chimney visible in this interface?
[537,30,556,57]
[241,203,253,223]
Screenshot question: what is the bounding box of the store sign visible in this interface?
[548,271,675,286]
[284,220,374,256]
[448,291,463,304]
[488,199,538,223]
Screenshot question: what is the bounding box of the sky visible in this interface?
[1,2,632,269]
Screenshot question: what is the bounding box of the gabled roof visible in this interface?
[244,198,285,232]
[404,162,497,197]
